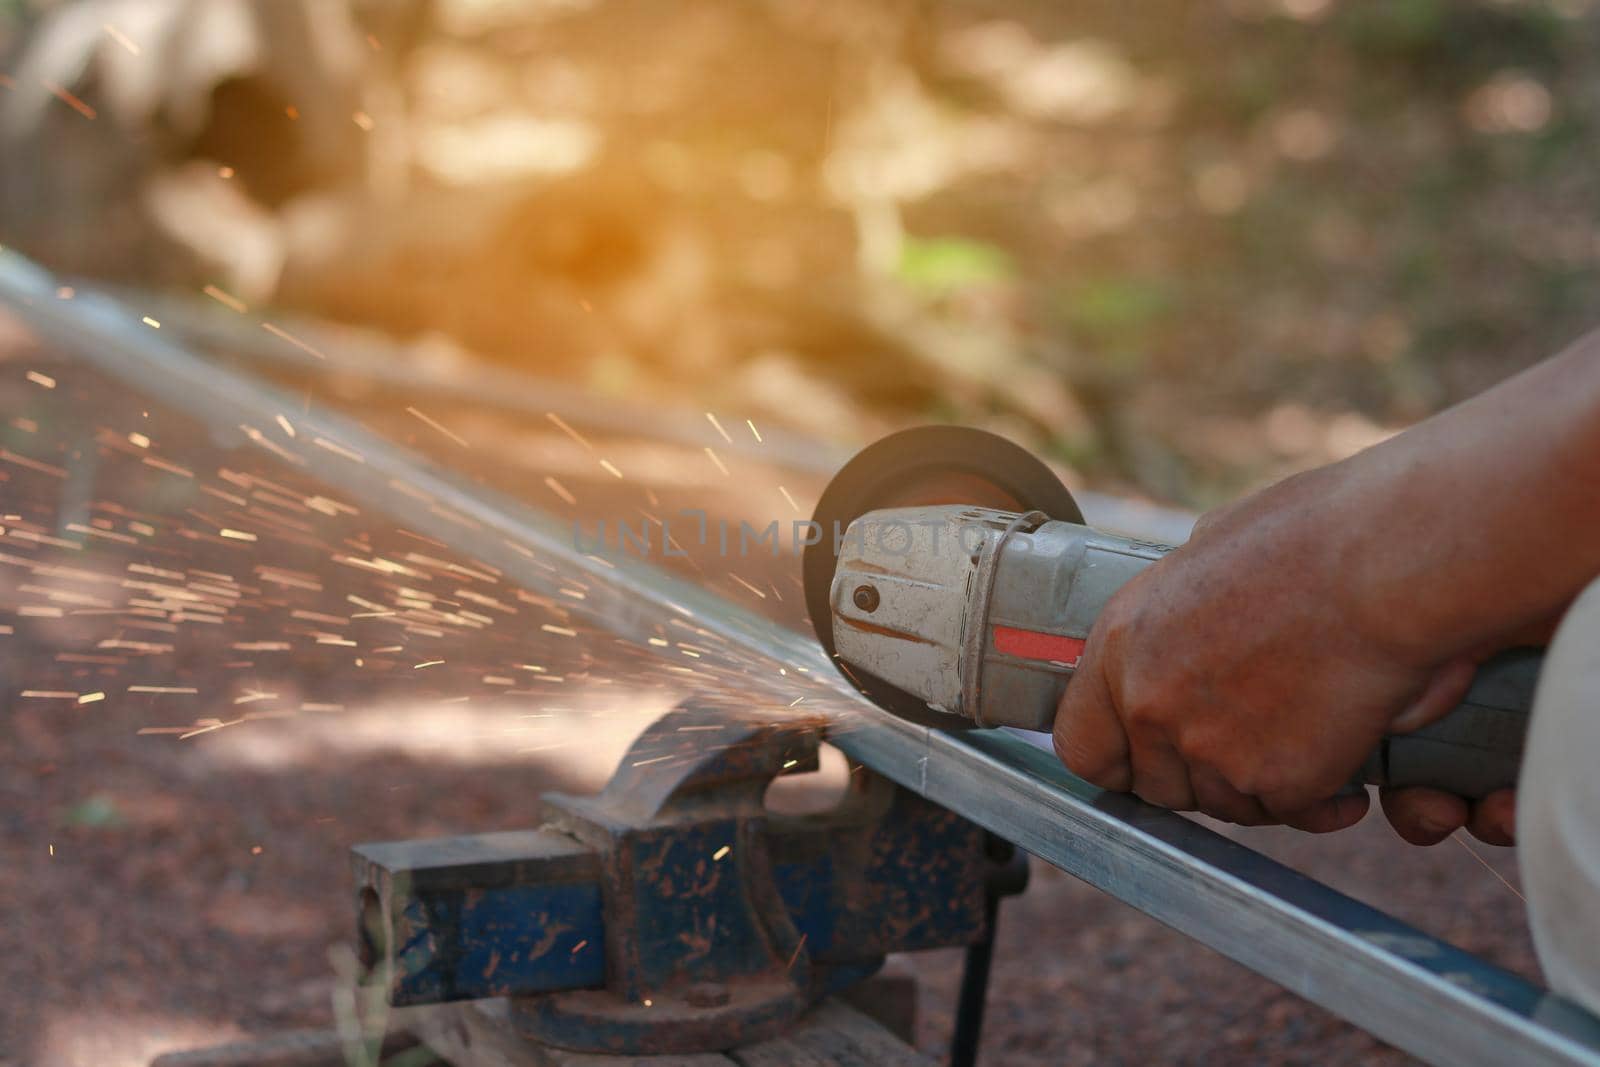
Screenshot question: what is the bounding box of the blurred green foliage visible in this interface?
[897,236,1016,295]
[1057,278,1176,366]
[63,794,125,829]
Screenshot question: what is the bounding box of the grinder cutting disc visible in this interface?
[803,426,1083,727]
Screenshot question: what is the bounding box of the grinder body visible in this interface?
[829,505,1537,799]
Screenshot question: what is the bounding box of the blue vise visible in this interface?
[352,701,1007,1055]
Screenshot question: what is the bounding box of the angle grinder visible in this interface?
[803,427,1537,799]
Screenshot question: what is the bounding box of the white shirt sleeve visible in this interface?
[1519,576,1600,1014]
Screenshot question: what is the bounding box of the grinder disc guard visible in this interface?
[802,426,1083,727]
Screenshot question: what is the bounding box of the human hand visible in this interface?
[1052,461,1517,842]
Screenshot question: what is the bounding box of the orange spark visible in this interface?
[42,80,95,119]
[545,412,594,452]
[406,406,469,447]
[202,284,247,313]
[729,573,767,599]
[543,476,576,506]
[103,24,140,55]
[262,321,327,360]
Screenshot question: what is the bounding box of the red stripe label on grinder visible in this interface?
[992,626,1085,668]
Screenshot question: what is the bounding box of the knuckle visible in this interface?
[1227,759,1288,800]
[1119,682,1182,740]
[1054,731,1120,785]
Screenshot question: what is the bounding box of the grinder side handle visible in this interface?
[1357,647,1540,799]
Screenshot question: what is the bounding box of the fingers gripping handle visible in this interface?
[1357,648,1540,799]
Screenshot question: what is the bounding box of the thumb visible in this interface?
[1390,656,1476,734]
[1052,653,1133,792]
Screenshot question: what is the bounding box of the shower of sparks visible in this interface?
[546,412,593,452]
[405,406,469,447]
[778,485,799,511]
[202,284,248,313]
[704,447,729,477]
[598,459,623,479]
[142,316,161,329]
[705,412,732,443]
[712,845,731,861]
[543,476,576,506]
[262,321,328,360]
[43,80,96,119]
[0,354,874,837]
[103,24,140,54]
[746,419,762,442]
[25,371,55,389]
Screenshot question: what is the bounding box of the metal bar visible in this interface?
[4,251,1599,1066]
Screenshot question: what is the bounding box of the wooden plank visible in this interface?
[398,997,927,1067]
[725,1001,932,1067]
[149,1028,428,1067]
[397,1001,735,1067]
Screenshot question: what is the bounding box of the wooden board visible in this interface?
[397,997,931,1067]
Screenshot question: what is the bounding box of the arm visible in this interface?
[1053,333,1600,843]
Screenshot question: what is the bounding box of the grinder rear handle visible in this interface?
[1355,647,1536,798]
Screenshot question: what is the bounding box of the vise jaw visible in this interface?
[352,702,1001,1055]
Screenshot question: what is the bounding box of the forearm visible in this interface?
[1334,335,1600,663]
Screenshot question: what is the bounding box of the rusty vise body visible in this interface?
[352,703,1021,1056]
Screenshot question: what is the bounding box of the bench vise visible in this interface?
[352,702,1023,1056]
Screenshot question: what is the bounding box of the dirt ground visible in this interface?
[0,328,1535,1067]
